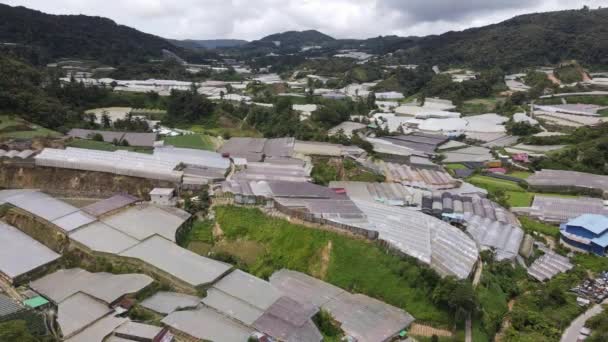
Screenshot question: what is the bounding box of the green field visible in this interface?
[163,134,217,150]
[519,216,560,238]
[458,97,503,115]
[189,125,262,138]
[66,139,153,153]
[505,191,534,207]
[445,163,468,170]
[467,175,525,193]
[214,205,453,326]
[508,171,532,179]
[0,115,62,139]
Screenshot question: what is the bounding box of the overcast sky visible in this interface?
[2,0,604,40]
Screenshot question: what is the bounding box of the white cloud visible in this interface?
[1,0,603,40]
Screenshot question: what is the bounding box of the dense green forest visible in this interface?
[0,4,212,65]
[392,7,608,70]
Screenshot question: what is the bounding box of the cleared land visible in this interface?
[0,115,61,139]
[211,205,453,326]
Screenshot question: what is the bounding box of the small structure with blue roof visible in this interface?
[560,214,608,256]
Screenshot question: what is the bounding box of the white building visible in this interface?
[149,188,177,206]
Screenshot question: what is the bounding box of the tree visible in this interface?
[91,133,104,141]
[101,111,111,128]
[0,320,37,342]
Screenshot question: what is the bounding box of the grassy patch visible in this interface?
[163,134,217,150]
[519,216,560,238]
[467,175,525,193]
[572,253,608,274]
[311,160,340,186]
[66,139,153,153]
[0,115,61,139]
[189,125,262,138]
[506,191,534,207]
[508,171,532,179]
[215,205,452,326]
[445,163,468,170]
[458,98,502,116]
[599,108,608,117]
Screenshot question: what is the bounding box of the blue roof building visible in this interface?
[560,214,608,256]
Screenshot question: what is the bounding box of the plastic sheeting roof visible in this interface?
[140,291,200,314]
[65,315,128,342]
[527,169,608,193]
[340,199,478,279]
[153,146,229,170]
[69,222,140,254]
[5,190,80,222]
[270,269,414,342]
[57,292,111,338]
[512,196,608,224]
[120,235,231,287]
[101,204,190,242]
[81,194,139,217]
[35,148,183,182]
[162,308,253,342]
[30,268,153,304]
[0,222,60,280]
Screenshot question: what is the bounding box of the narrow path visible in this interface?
[560,299,607,342]
[409,323,452,338]
[465,314,472,342]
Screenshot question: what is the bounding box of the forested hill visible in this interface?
[170,39,248,50]
[393,7,608,70]
[0,4,197,65]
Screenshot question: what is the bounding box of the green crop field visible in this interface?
[163,134,217,150]
[445,163,468,170]
[467,175,525,193]
[214,205,453,326]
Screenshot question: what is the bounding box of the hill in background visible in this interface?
[0,4,210,65]
[170,39,248,50]
[391,7,608,70]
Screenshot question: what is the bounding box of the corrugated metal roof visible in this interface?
[0,222,61,280]
[566,214,608,235]
[119,235,231,287]
[528,251,573,281]
[0,294,24,317]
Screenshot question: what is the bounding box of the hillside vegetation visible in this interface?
[0,4,207,64]
[392,7,608,70]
